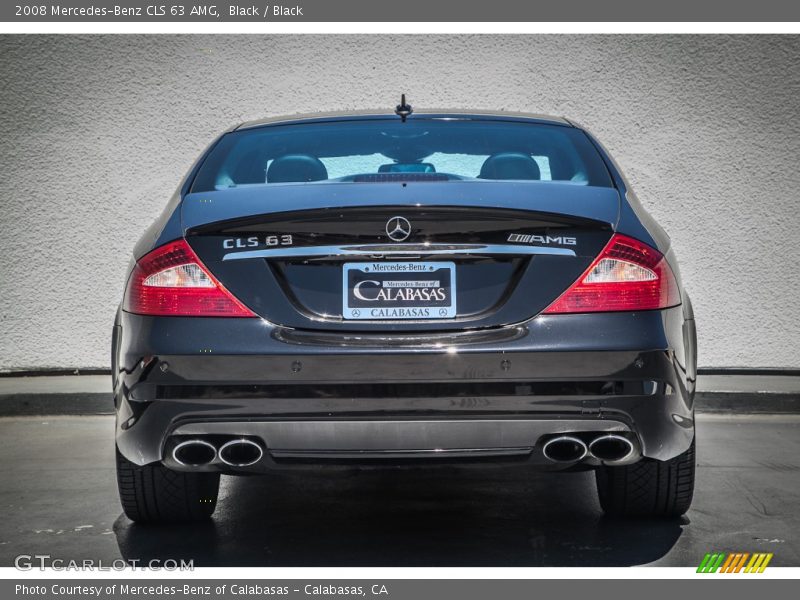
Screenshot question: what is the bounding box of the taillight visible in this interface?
[543,234,680,314]
[123,239,256,317]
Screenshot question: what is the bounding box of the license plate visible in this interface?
[342,261,457,320]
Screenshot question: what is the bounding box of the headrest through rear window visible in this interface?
[267,154,328,183]
[479,152,541,180]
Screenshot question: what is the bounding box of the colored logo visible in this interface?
[697,552,773,573]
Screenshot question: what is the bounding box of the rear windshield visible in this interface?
[190,118,613,192]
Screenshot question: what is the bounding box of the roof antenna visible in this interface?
[395,94,413,122]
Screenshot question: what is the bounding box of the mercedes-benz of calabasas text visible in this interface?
[113,104,697,523]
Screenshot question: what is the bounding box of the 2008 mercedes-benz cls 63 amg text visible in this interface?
[113,103,697,523]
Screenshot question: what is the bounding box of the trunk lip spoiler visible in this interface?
[221,243,576,261]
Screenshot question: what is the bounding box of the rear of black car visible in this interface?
[113,112,697,523]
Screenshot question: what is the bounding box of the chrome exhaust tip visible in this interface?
[218,439,264,467]
[588,434,635,462]
[542,435,588,463]
[172,439,217,466]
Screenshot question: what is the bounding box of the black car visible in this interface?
[113,104,697,523]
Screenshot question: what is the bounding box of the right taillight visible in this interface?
[543,233,681,314]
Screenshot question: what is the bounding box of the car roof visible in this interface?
[235,109,573,131]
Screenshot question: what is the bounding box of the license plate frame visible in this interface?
[342,261,457,320]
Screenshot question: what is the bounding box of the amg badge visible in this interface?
[507,233,577,246]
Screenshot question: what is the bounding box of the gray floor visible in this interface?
[0,414,797,567]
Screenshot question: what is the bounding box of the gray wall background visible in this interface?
[1,35,799,371]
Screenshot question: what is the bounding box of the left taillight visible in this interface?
[123,239,256,317]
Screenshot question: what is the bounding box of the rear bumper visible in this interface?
[113,307,696,469]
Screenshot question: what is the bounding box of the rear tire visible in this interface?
[116,448,220,524]
[595,438,695,518]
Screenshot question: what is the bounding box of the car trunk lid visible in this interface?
[182,181,619,330]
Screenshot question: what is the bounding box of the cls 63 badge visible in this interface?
[222,235,293,249]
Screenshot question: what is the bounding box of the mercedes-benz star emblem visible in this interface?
[386,216,412,242]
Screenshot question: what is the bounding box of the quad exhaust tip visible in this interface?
[542,435,588,462]
[219,439,264,467]
[172,439,217,466]
[588,434,635,462]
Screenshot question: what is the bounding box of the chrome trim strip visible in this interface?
[269,448,534,459]
[172,419,629,452]
[222,243,576,261]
